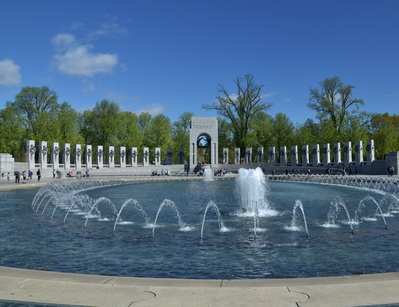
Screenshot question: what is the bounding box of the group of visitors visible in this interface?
[152,169,170,176]
[13,170,35,184]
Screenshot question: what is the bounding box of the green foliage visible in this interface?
[0,105,25,160]
[172,112,193,163]
[369,113,399,159]
[1,80,399,161]
[81,100,122,146]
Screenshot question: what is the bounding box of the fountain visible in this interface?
[2,170,399,279]
[203,168,214,181]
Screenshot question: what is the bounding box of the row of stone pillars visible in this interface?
[222,140,375,167]
[26,140,184,170]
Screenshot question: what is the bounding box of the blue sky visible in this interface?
[0,0,398,124]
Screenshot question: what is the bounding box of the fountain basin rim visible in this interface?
[2,265,399,287]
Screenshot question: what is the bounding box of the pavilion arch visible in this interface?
[189,117,218,169]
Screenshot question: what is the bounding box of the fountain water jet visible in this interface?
[113,199,150,231]
[151,199,189,236]
[84,197,119,228]
[235,167,277,238]
[356,195,388,229]
[285,200,309,238]
[200,200,228,239]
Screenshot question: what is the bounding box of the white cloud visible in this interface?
[135,103,167,116]
[52,33,118,77]
[0,59,21,86]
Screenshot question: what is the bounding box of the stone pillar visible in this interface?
[26,140,36,171]
[51,142,60,170]
[223,148,229,164]
[166,148,173,165]
[131,147,138,167]
[0,153,14,179]
[108,146,115,168]
[269,147,276,164]
[75,144,82,170]
[291,145,298,166]
[120,146,126,168]
[39,141,48,169]
[386,152,399,175]
[63,143,71,170]
[85,145,93,169]
[154,147,161,166]
[97,145,104,169]
[333,143,341,167]
[312,144,320,166]
[322,144,330,167]
[234,148,240,165]
[344,142,352,166]
[302,145,309,166]
[143,147,149,166]
[245,147,252,164]
[366,140,375,164]
[280,146,287,166]
[178,148,184,164]
[355,141,363,166]
[257,147,264,164]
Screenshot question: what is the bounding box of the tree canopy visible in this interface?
[307,76,365,138]
[1,79,398,163]
[202,74,272,154]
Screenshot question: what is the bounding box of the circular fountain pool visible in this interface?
[2,172,399,279]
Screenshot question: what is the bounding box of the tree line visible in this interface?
[1,75,398,163]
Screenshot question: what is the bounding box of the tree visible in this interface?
[294,119,320,148]
[202,74,272,155]
[118,111,143,150]
[81,100,121,146]
[56,102,84,145]
[172,112,194,163]
[369,113,399,159]
[10,86,60,139]
[270,113,295,156]
[307,76,365,137]
[0,105,25,160]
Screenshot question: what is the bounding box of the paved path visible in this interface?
[1,175,399,306]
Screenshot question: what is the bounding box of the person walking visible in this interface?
[36,168,41,182]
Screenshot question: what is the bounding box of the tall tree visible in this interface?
[307,76,365,137]
[369,113,399,159]
[172,112,194,163]
[10,86,60,140]
[56,102,83,145]
[202,74,272,155]
[146,114,172,148]
[81,100,121,146]
[0,105,25,160]
[118,111,143,150]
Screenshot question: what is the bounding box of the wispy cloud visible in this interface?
[87,22,128,40]
[387,92,399,98]
[135,103,167,116]
[51,33,118,77]
[0,59,21,86]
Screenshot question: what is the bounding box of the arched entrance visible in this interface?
[189,117,218,170]
[196,133,211,164]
